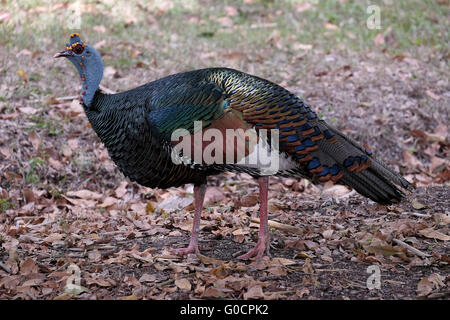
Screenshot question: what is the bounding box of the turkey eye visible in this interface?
[73,44,84,54]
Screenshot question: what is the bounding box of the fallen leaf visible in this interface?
[324,22,339,30]
[292,43,313,51]
[419,228,450,241]
[296,287,310,298]
[43,233,64,243]
[139,274,156,283]
[93,25,106,33]
[175,278,192,291]
[69,99,83,115]
[29,131,40,150]
[244,285,264,300]
[403,150,422,169]
[268,257,297,267]
[225,5,238,16]
[0,146,11,158]
[66,189,103,200]
[16,69,28,81]
[217,16,233,28]
[364,239,402,256]
[53,293,73,300]
[20,258,38,275]
[0,12,12,23]
[104,66,118,79]
[425,90,440,101]
[322,229,334,239]
[417,273,445,297]
[196,253,225,266]
[239,194,259,207]
[64,284,89,295]
[302,258,314,274]
[294,2,313,13]
[204,186,225,205]
[412,200,428,210]
[115,181,128,198]
[202,286,226,298]
[373,32,385,46]
[20,106,38,115]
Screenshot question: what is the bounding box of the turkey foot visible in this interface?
[238,237,270,260]
[238,176,270,260]
[170,183,206,256]
[170,239,199,256]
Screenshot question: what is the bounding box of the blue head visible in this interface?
[54,33,103,107]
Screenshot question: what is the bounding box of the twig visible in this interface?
[315,268,347,273]
[54,95,78,101]
[250,218,303,235]
[393,239,430,258]
[401,212,432,218]
[99,85,116,94]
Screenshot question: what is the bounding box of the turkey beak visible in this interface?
[53,50,70,58]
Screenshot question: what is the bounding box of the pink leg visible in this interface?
[238,176,270,260]
[171,183,207,256]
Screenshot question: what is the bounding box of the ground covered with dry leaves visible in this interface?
[0,0,449,300]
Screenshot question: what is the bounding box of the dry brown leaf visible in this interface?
[69,99,83,115]
[66,189,103,200]
[425,90,440,101]
[139,273,156,283]
[417,273,445,297]
[225,5,238,16]
[430,156,447,173]
[296,287,310,298]
[324,22,339,30]
[196,253,225,266]
[0,12,12,23]
[202,286,226,298]
[268,257,297,267]
[0,146,11,158]
[16,69,28,81]
[204,186,225,205]
[88,249,102,262]
[239,194,259,207]
[302,258,314,274]
[115,181,128,198]
[412,199,428,210]
[175,278,192,291]
[373,32,385,46]
[217,16,233,28]
[419,228,450,241]
[43,233,64,243]
[20,258,38,275]
[294,2,313,13]
[292,43,313,51]
[103,66,118,79]
[322,229,334,239]
[403,150,422,170]
[29,131,40,150]
[364,239,402,256]
[98,196,118,208]
[93,25,106,33]
[22,188,35,203]
[244,285,265,300]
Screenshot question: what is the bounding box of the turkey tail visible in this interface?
[325,125,412,204]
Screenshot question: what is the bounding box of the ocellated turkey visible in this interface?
[54,34,411,260]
